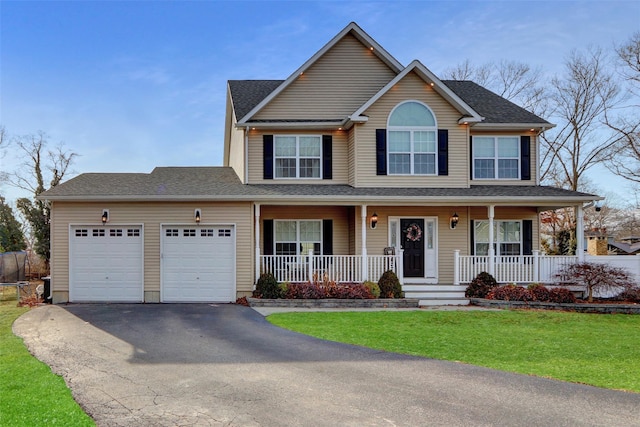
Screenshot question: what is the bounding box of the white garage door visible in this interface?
[70,226,143,302]
[161,225,235,302]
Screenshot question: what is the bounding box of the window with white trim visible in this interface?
[275,220,321,255]
[387,101,437,175]
[474,220,522,256]
[274,135,321,178]
[473,136,520,179]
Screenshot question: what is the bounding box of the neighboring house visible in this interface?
[41,22,600,305]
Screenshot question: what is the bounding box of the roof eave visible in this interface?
[471,122,556,131]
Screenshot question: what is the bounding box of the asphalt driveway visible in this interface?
[14,304,640,426]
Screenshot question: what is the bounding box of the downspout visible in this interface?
[244,126,250,184]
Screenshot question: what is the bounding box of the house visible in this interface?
[40,22,600,305]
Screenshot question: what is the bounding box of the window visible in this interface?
[275,220,321,255]
[387,101,437,175]
[474,221,522,256]
[473,136,520,179]
[274,135,321,178]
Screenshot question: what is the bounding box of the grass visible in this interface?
[0,289,94,426]
[268,309,640,392]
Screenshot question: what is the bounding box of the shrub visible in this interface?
[487,284,532,301]
[617,287,640,303]
[528,284,551,301]
[254,273,282,299]
[378,270,402,298]
[547,287,577,304]
[285,282,325,299]
[326,283,373,299]
[363,280,380,298]
[465,272,498,298]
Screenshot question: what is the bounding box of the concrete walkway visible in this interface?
[14,304,640,426]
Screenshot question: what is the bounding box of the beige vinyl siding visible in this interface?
[49,201,253,303]
[354,71,470,188]
[260,206,351,255]
[227,119,247,183]
[254,35,397,120]
[247,130,349,184]
[469,131,539,185]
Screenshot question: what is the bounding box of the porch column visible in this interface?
[488,205,495,276]
[453,250,460,285]
[361,205,368,281]
[254,203,261,285]
[576,204,585,262]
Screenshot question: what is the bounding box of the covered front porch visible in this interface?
[254,201,591,304]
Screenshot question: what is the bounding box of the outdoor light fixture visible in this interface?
[370,212,378,229]
[450,212,459,229]
[195,209,201,224]
[101,209,109,225]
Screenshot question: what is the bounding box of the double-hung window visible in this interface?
[275,220,322,255]
[474,220,522,256]
[274,135,321,178]
[473,136,520,179]
[388,101,437,175]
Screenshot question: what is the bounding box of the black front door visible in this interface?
[401,219,424,278]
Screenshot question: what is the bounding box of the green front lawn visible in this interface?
[0,291,94,426]
[268,310,640,392]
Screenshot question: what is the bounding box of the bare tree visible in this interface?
[441,59,548,115]
[7,131,77,269]
[605,32,640,184]
[540,47,620,191]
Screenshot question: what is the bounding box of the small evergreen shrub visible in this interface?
[465,272,498,298]
[547,287,577,304]
[254,273,281,299]
[378,270,402,298]
[363,281,380,298]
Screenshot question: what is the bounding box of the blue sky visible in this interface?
[1,0,639,204]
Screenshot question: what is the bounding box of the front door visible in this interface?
[401,219,425,277]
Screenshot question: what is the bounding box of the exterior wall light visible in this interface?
[195,209,201,224]
[450,212,459,229]
[370,212,378,229]
[101,209,109,225]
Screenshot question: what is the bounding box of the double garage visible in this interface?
[69,224,236,303]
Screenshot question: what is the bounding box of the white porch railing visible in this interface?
[454,250,579,284]
[259,251,401,283]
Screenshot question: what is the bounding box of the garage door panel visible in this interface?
[70,226,143,302]
[162,225,235,302]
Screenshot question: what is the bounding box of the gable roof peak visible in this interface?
[237,22,404,124]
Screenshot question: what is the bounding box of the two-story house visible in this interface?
[41,22,599,305]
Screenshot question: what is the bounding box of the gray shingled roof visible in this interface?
[40,166,598,204]
[228,80,283,120]
[228,79,550,125]
[441,80,550,124]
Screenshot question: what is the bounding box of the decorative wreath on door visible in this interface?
[405,223,422,242]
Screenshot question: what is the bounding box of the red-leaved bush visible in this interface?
[486,284,576,304]
[285,282,373,299]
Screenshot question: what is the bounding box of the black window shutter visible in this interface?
[520,136,531,181]
[322,219,333,255]
[263,135,274,180]
[469,220,475,255]
[469,136,474,180]
[523,220,533,255]
[376,129,387,175]
[322,135,332,180]
[263,219,274,255]
[437,129,449,176]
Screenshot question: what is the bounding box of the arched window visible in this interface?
[387,101,437,175]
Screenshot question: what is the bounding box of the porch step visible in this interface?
[402,284,469,306]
